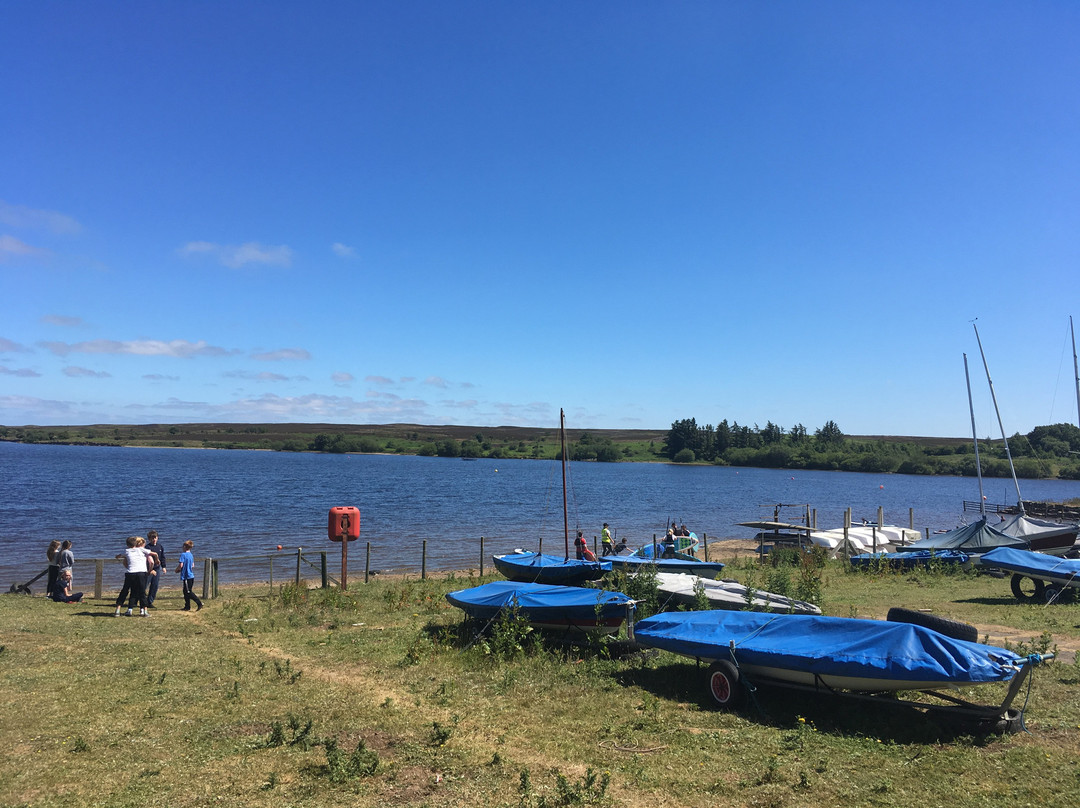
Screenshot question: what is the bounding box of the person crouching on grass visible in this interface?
[175,540,203,612]
[114,536,153,617]
[52,569,83,603]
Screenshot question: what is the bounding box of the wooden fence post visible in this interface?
[479,536,484,576]
[422,539,427,580]
[212,559,219,598]
[702,533,709,562]
[295,547,302,587]
[202,559,211,599]
[320,552,328,589]
[365,541,370,583]
[94,559,103,600]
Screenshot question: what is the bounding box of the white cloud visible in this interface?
[424,376,448,388]
[331,242,355,258]
[63,366,111,378]
[179,240,293,268]
[0,201,82,235]
[0,234,50,261]
[365,375,394,385]
[332,372,354,385]
[0,365,41,377]
[143,374,180,382]
[40,338,234,358]
[251,348,312,361]
[224,370,308,383]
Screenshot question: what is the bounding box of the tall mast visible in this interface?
[973,323,1025,513]
[1072,315,1080,430]
[964,353,986,516]
[560,408,569,559]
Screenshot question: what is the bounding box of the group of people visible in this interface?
[574,523,628,561]
[113,530,203,616]
[44,531,203,613]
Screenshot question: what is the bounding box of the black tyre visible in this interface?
[707,660,744,708]
[1010,574,1046,603]
[1041,585,1075,604]
[993,708,1024,734]
[886,607,979,643]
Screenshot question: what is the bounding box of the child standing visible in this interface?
[175,540,203,612]
[114,536,153,617]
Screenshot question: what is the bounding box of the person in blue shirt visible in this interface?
[174,540,203,611]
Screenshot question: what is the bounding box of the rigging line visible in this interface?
[1047,317,1073,425]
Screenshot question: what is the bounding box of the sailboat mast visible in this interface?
[560,408,569,559]
[964,353,986,515]
[973,323,1025,513]
[1072,315,1080,430]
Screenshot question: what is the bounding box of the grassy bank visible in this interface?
[2,556,1080,808]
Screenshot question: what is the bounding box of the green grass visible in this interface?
[3,558,1080,807]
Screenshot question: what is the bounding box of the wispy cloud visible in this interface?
[0,200,82,235]
[0,365,41,377]
[63,366,111,378]
[365,375,394,385]
[40,338,235,358]
[179,241,293,269]
[331,242,355,258]
[143,374,180,382]
[332,372,354,385]
[0,337,31,353]
[0,234,50,261]
[224,370,309,383]
[251,348,312,362]
[424,376,448,388]
[41,314,86,328]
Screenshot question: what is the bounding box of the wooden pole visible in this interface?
[321,552,328,589]
[702,532,709,562]
[480,536,485,576]
[269,553,274,589]
[422,539,427,580]
[295,547,302,587]
[202,559,211,599]
[909,507,914,530]
[365,541,371,583]
[94,559,103,600]
[212,559,219,598]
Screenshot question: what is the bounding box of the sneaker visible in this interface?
[196,603,202,611]
[125,609,133,616]
[113,608,121,617]
[139,609,149,617]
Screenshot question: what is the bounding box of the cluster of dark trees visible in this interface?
[662,418,1080,479]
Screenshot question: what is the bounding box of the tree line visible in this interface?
[663,418,1080,480]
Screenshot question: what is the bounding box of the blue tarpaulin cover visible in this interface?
[601,554,726,577]
[633,610,1022,685]
[446,580,632,623]
[492,552,611,584]
[849,549,969,568]
[981,547,1080,584]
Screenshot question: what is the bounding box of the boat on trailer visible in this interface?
[446,580,634,636]
[601,551,726,579]
[630,609,1050,729]
[980,546,1080,603]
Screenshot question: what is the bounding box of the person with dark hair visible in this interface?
[600,523,614,556]
[574,531,597,562]
[144,530,166,607]
[58,540,75,579]
[46,540,61,598]
[175,540,203,612]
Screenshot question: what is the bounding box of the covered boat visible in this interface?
[492,551,610,585]
[849,549,970,569]
[446,580,633,635]
[809,524,920,557]
[894,517,1028,558]
[980,546,1080,602]
[653,572,821,614]
[994,514,1079,557]
[631,610,1026,692]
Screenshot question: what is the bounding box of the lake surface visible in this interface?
[2,441,1077,589]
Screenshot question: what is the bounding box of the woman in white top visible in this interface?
[114,536,153,617]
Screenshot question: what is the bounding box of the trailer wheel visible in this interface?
[1010,574,1046,603]
[886,607,979,643]
[707,661,744,708]
[993,708,1024,734]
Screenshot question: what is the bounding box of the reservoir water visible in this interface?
[2,441,1077,589]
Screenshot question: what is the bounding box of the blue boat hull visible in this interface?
[446,581,633,634]
[601,554,726,579]
[981,547,1080,588]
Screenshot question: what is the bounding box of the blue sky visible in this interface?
[2,1,1078,437]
